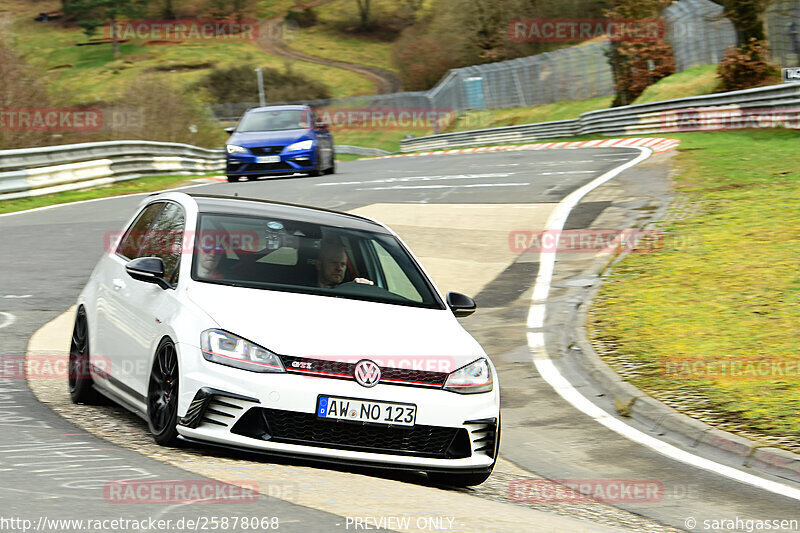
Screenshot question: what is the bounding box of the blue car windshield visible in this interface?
[237,110,308,132]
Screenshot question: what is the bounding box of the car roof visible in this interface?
[187,194,389,234]
[246,105,310,113]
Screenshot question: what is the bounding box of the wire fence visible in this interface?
[212,0,795,121]
[663,0,737,72]
[765,1,800,67]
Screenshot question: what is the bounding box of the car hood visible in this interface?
[186,282,485,371]
[228,130,310,147]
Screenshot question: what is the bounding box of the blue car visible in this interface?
[225,105,335,182]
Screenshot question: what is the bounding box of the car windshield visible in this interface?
[191,213,444,309]
[237,110,308,132]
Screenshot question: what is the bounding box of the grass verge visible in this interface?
[588,129,800,451]
[8,11,373,102]
[0,174,215,214]
[632,65,721,104]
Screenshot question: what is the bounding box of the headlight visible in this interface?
[286,140,313,151]
[200,329,285,373]
[443,358,493,394]
[226,144,248,154]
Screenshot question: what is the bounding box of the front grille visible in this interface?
[245,162,293,172]
[250,146,284,155]
[231,408,472,459]
[280,355,448,389]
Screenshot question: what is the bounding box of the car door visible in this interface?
[102,202,185,399]
[126,202,186,396]
[95,202,165,392]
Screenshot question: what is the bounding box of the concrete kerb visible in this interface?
[563,190,800,486]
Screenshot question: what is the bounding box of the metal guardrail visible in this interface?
[0,141,225,201]
[401,83,800,152]
[0,141,390,201]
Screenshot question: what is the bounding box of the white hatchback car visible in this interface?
[70,192,500,486]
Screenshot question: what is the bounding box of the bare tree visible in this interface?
[355,0,371,29]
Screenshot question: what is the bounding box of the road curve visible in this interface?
[2,150,798,533]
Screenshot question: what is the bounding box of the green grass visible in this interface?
[8,13,373,102]
[289,25,397,73]
[588,129,800,449]
[0,174,215,214]
[446,97,615,132]
[327,98,615,152]
[332,127,435,153]
[257,0,299,19]
[633,65,721,105]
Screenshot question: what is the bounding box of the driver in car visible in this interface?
[316,241,373,288]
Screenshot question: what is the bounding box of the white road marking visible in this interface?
[527,147,800,502]
[538,171,597,175]
[0,312,16,329]
[2,295,32,299]
[357,183,530,191]
[317,173,513,186]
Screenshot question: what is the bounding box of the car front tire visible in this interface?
[323,153,336,175]
[147,339,181,446]
[68,307,102,404]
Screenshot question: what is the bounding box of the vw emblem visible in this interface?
[354,360,381,388]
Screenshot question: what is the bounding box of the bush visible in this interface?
[609,41,675,106]
[393,26,465,90]
[109,77,226,148]
[717,38,772,92]
[285,8,318,28]
[197,64,331,104]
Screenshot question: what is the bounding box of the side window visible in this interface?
[142,203,185,280]
[117,203,165,259]
[371,241,422,303]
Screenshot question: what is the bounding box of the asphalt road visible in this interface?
[1,149,798,533]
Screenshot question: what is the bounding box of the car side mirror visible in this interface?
[224,127,235,134]
[126,257,171,290]
[446,292,477,318]
[315,120,328,131]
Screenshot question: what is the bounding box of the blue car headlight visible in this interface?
[286,140,314,152]
[226,144,248,154]
[201,329,285,373]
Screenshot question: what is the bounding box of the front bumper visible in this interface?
[176,344,500,471]
[226,149,316,176]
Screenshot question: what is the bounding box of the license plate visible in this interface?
[317,396,417,427]
[257,155,280,163]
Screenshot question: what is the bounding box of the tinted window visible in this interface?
[192,213,443,309]
[141,203,185,279]
[237,110,308,132]
[117,203,165,259]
